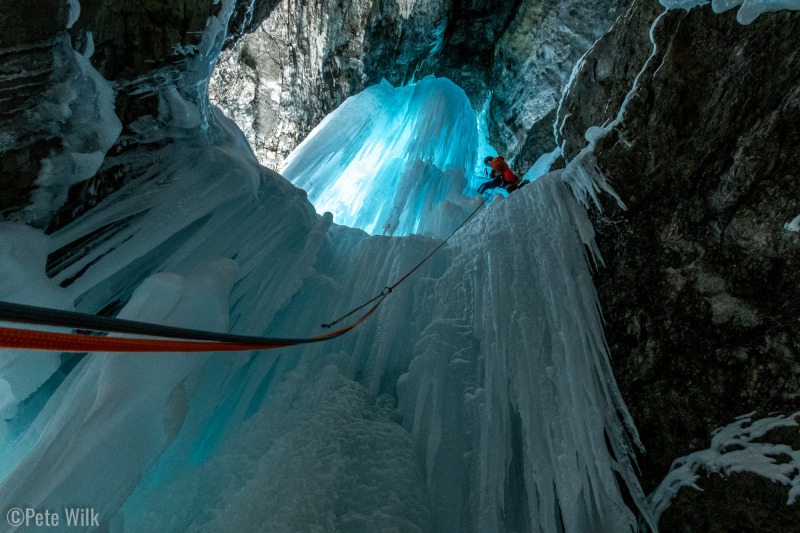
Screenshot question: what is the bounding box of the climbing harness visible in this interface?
[0,196,487,354]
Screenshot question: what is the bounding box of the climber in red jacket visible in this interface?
[478,156,521,194]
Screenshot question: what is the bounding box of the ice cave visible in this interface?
[1,0,799,531]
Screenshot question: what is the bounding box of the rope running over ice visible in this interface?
[0,197,487,353]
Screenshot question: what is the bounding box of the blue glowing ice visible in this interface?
[1,2,748,530]
[282,76,481,237]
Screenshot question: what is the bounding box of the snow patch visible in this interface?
[647,411,800,526]
[785,214,800,232]
[712,0,800,23]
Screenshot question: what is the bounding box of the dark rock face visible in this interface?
[490,0,626,162]
[0,0,280,225]
[509,106,558,172]
[557,0,663,162]
[559,2,800,528]
[210,0,624,169]
[0,0,69,220]
[412,0,520,109]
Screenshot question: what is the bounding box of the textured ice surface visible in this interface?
[0,96,655,530]
[711,0,800,23]
[66,0,81,29]
[282,76,480,237]
[0,226,72,444]
[659,0,800,22]
[1,2,658,531]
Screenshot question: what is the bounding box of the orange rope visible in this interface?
[0,196,487,354]
[0,298,384,353]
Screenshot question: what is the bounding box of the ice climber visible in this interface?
[478,155,521,194]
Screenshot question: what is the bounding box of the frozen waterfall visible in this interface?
[0,106,651,532]
[282,76,483,238]
[0,4,652,532]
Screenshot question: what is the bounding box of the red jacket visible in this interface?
[489,157,517,183]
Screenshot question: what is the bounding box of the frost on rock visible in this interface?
[282,76,480,237]
[25,34,122,221]
[647,412,800,527]
[785,214,800,232]
[711,0,800,23]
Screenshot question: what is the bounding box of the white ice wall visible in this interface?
[281,76,480,238]
[0,1,651,529]
[0,99,650,531]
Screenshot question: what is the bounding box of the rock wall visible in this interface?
[0,0,280,225]
[489,0,626,165]
[558,1,800,529]
[210,0,626,169]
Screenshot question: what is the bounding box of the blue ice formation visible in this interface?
[0,98,653,528]
[0,10,651,527]
[715,0,800,24]
[282,76,481,237]
[659,0,800,23]
[3,1,798,532]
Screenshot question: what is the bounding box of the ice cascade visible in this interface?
[0,4,655,533]
[0,102,654,533]
[282,76,480,237]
